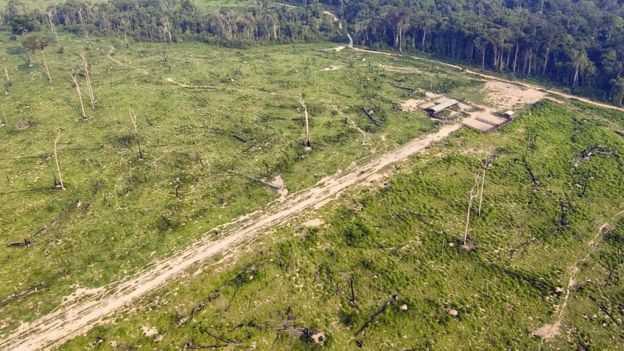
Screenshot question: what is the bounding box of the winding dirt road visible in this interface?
[0,124,462,350]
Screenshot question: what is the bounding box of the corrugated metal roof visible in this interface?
[428,99,459,113]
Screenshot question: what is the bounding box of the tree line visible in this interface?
[289,0,624,105]
[2,0,624,104]
[2,0,343,46]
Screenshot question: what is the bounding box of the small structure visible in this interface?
[503,110,515,119]
[462,117,496,132]
[418,101,436,110]
[426,99,459,114]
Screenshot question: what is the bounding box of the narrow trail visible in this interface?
[532,210,624,340]
[0,124,462,351]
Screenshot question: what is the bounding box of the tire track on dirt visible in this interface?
[0,124,462,351]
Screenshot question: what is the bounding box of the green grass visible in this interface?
[0,30,479,333]
[57,100,624,350]
[1,0,257,13]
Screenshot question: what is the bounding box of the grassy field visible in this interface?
[0,30,486,334]
[55,100,624,350]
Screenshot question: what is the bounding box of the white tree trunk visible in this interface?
[54,128,65,190]
[70,74,86,119]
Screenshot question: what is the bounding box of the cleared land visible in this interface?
[56,100,624,351]
[2,8,624,351]
[0,30,475,346]
[0,123,461,351]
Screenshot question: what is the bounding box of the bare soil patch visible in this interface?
[303,218,324,228]
[483,80,545,109]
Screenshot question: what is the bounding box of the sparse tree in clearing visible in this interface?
[53,128,65,190]
[462,174,481,249]
[21,35,53,82]
[3,68,10,93]
[299,93,311,151]
[78,53,96,109]
[70,73,86,119]
[47,10,59,43]
[129,109,144,159]
[477,157,493,217]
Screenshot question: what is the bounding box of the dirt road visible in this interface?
[0,124,462,351]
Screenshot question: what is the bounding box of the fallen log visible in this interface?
[355,294,398,336]
[227,170,281,191]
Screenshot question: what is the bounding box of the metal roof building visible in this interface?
[426,99,459,114]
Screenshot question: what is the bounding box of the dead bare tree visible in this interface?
[349,275,357,306]
[477,157,492,217]
[47,11,59,43]
[70,73,86,119]
[78,53,95,109]
[129,109,144,159]
[53,128,65,190]
[462,174,481,249]
[299,94,311,151]
[2,112,7,127]
[4,68,10,93]
[42,49,52,83]
[162,17,173,43]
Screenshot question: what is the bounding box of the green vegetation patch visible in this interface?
[0,32,470,332]
[59,101,624,350]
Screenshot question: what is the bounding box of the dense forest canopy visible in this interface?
[1,0,624,104]
[292,0,624,104]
